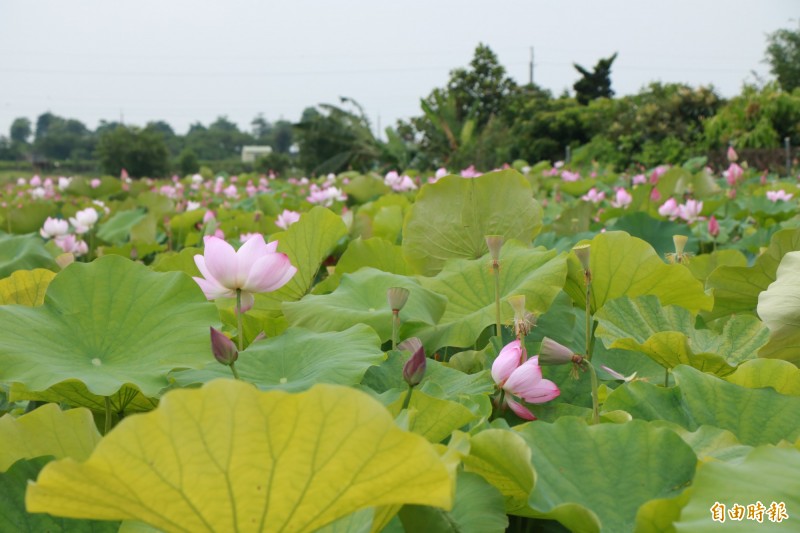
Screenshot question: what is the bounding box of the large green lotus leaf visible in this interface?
[387,389,478,443]
[516,417,696,533]
[1,457,119,532]
[0,233,58,278]
[3,202,58,234]
[674,446,800,532]
[10,382,158,415]
[398,471,508,533]
[706,227,800,320]
[150,246,202,276]
[96,208,146,245]
[26,381,453,532]
[461,429,536,516]
[685,249,747,285]
[651,422,753,463]
[596,296,767,375]
[0,403,101,472]
[564,232,712,314]
[635,491,691,533]
[608,212,695,258]
[0,268,56,305]
[604,365,800,446]
[724,359,800,395]
[268,206,348,301]
[313,237,410,294]
[172,325,385,392]
[757,250,800,364]
[416,241,566,350]
[0,255,220,397]
[402,170,543,276]
[283,269,446,343]
[655,166,720,199]
[317,508,373,533]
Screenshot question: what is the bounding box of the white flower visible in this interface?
[69,208,99,234]
[40,217,69,239]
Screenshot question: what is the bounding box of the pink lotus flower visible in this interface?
[491,340,560,420]
[708,215,720,238]
[632,174,647,185]
[460,165,482,178]
[275,209,301,230]
[69,208,99,234]
[724,163,743,187]
[677,199,703,223]
[727,146,738,162]
[766,189,793,202]
[30,175,42,187]
[658,198,680,219]
[650,165,668,184]
[611,188,632,208]
[90,178,102,189]
[561,170,580,182]
[54,234,88,256]
[40,217,69,239]
[581,187,605,204]
[193,235,297,313]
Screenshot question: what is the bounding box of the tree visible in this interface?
[573,53,618,105]
[765,24,800,92]
[32,113,94,160]
[95,125,169,178]
[10,118,32,144]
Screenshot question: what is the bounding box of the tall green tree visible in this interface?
[10,118,32,144]
[573,53,618,105]
[765,24,800,92]
[95,124,169,178]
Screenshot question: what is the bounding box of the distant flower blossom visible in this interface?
[724,163,744,186]
[650,165,669,184]
[561,170,580,182]
[611,188,632,208]
[708,215,720,238]
[384,171,417,192]
[191,174,204,184]
[275,209,301,229]
[90,178,102,189]
[186,201,202,212]
[30,175,42,187]
[677,199,704,223]
[766,189,793,202]
[40,217,69,239]
[69,208,99,234]
[581,187,605,204]
[658,198,680,219]
[58,177,72,191]
[223,184,239,199]
[29,187,46,199]
[54,234,88,256]
[632,174,647,185]
[727,146,738,162]
[460,165,482,178]
[306,184,346,206]
[554,161,564,169]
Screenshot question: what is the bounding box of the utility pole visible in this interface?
[529,47,534,85]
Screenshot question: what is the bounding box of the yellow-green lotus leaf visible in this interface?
[26,380,452,532]
[0,268,56,306]
[0,403,101,472]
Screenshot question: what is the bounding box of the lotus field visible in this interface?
[2,156,800,532]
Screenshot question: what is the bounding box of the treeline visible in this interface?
[2,25,799,177]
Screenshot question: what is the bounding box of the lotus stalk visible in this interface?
[574,244,599,425]
[387,287,410,351]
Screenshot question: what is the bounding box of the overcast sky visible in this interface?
[0,0,796,138]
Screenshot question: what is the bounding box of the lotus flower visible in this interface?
[766,190,793,202]
[677,199,703,223]
[724,163,743,187]
[193,235,297,312]
[658,198,680,219]
[611,188,632,208]
[491,340,560,420]
[581,187,605,204]
[40,217,69,239]
[727,146,738,162]
[54,234,88,256]
[275,209,301,229]
[708,215,720,238]
[69,208,99,234]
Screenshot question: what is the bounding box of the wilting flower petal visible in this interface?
[491,339,525,385]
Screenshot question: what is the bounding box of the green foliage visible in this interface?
[573,52,617,105]
[177,148,199,175]
[765,23,800,92]
[95,124,170,178]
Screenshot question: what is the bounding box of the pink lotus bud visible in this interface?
[727,146,738,162]
[708,216,720,238]
[210,327,238,366]
[400,338,426,387]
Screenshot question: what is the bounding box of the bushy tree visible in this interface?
[32,113,94,160]
[95,124,170,178]
[10,118,32,144]
[573,53,618,105]
[765,24,800,92]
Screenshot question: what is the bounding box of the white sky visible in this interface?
[0,0,796,138]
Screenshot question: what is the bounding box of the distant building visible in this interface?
[241,145,272,163]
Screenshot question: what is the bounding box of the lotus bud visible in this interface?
[210,327,238,366]
[387,287,410,312]
[727,145,738,162]
[400,337,426,387]
[485,235,503,262]
[539,337,576,365]
[708,215,720,238]
[573,244,591,272]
